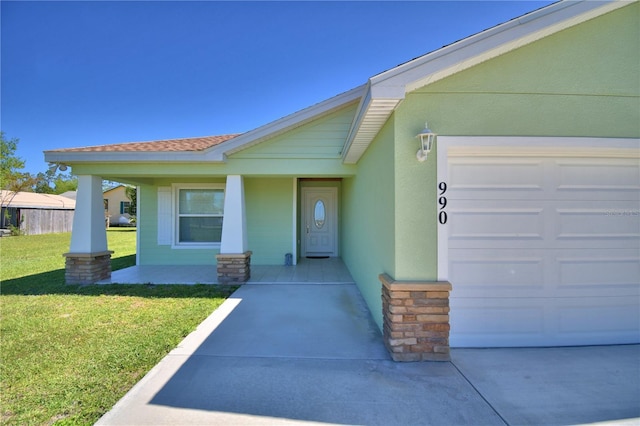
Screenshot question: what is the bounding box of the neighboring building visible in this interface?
[0,190,75,235]
[44,1,639,354]
[59,191,77,200]
[103,185,134,226]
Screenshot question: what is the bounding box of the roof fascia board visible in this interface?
[43,150,216,165]
[368,83,405,100]
[341,82,373,161]
[372,0,628,92]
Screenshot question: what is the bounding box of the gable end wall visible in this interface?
[392,3,639,280]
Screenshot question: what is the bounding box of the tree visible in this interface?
[1,132,34,229]
[31,167,78,194]
[0,132,22,188]
[33,171,78,195]
[53,173,78,194]
[32,170,56,194]
[0,132,32,192]
[125,185,137,216]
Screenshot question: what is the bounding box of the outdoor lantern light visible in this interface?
[48,163,68,173]
[415,122,437,162]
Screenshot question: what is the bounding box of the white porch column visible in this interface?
[65,175,112,284]
[217,175,251,283]
[70,175,108,253]
[220,175,247,254]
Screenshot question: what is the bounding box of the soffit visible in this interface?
[342,98,401,164]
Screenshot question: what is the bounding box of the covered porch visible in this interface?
[63,173,350,285]
[98,257,355,285]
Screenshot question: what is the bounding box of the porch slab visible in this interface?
[98,257,355,285]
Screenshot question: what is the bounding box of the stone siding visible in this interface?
[216,251,252,283]
[380,273,452,362]
[64,251,113,284]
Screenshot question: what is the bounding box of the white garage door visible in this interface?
[438,137,640,347]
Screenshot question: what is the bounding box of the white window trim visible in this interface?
[120,201,131,215]
[172,183,225,249]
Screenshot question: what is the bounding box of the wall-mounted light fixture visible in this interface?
[48,163,68,173]
[415,122,437,162]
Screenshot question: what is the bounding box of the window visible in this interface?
[120,201,131,215]
[175,186,224,245]
[314,200,325,229]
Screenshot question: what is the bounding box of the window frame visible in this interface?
[120,201,131,215]
[172,183,225,249]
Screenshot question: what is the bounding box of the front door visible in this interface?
[301,187,338,257]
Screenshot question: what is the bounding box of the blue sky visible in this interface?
[2,1,553,176]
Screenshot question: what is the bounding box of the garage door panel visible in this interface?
[450,248,639,299]
[450,297,640,347]
[556,202,640,248]
[449,159,545,201]
[448,200,639,249]
[448,156,639,201]
[450,298,546,347]
[556,250,640,289]
[449,250,545,297]
[448,201,545,249]
[558,299,640,339]
[555,159,640,201]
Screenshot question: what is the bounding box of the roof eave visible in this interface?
[373,0,629,92]
[43,85,366,167]
[341,84,402,164]
[43,150,226,165]
[341,0,630,164]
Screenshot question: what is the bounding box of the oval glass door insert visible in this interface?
[314,200,326,229]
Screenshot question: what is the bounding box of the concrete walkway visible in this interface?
[97,283,640,425]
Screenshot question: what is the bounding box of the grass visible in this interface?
[0,229,236,425]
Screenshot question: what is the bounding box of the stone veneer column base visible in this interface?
[216,251,252,283]
[380,273,452,362]
[64,251,114,284]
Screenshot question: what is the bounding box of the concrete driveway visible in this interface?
[97,283,640,425]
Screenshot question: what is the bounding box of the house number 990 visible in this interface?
[438,182,448,224]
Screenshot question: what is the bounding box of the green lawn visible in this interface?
[0,229,235,425]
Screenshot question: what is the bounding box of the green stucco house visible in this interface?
[45,0,639,357]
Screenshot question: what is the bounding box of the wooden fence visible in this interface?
[2,207,74,235]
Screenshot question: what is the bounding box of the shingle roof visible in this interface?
[50,134,242,153]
